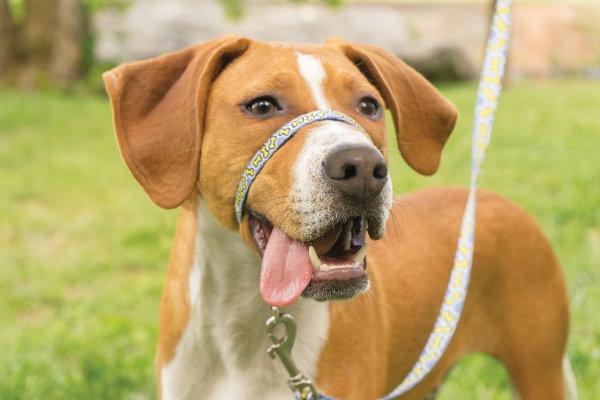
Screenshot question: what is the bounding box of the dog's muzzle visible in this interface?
[234,109,366,223]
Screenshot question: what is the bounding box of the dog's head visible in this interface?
[104,36,457,306]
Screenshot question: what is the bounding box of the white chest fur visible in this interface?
[160,200,330,400]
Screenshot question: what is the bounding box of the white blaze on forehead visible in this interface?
[296,52,330,109]
[291,53,393,241]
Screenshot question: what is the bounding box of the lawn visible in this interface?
[1,80,599,399]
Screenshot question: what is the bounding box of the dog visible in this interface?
[103,36,575,399]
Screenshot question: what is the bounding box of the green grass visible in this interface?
[1,80,599,399]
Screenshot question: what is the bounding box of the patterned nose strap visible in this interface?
[234,110,365,224]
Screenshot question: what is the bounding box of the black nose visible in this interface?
[323,144,388,201]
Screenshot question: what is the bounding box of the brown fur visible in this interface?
[317,188,568,399]
[155,193,198,371]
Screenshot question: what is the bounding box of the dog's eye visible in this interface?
[357,97,380,118]
[246,97,281,116]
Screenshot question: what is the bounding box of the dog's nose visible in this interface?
[323,144,388,201]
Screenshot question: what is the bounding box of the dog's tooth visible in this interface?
[353,244,367,264]
[343,220,352,251]
[309,245,322,269]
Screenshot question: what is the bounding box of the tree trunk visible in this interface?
[0,0,16,76]
[50,0,86,88]
[17,0,57,88]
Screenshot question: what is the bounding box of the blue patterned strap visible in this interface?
[234,110,364,224]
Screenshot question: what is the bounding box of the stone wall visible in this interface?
[93,0,600,80]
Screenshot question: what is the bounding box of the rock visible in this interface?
[93,0,484,81]
[93,0,600,80]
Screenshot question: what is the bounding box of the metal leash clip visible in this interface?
[266,307,320,400]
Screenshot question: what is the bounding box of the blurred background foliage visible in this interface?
[0,0,346,91]
[1,0,107,90]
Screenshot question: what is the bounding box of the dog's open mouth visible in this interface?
[250,213,369,307]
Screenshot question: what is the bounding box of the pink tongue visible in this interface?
[260,227,313,307]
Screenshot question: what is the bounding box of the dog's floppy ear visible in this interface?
[328,39,458,175]
[103,36,250,208]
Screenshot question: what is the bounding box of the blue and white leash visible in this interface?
[242,0,512,398]
[378,1,513,397]
[337,1,513,398]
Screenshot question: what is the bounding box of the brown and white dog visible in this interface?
[103,36,576,399]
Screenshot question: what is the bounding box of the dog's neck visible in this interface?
[163,199,330,399]
[194,199,275,360]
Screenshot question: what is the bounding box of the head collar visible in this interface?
[234,109,365,223]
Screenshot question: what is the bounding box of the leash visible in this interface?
[237,0,513,398]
